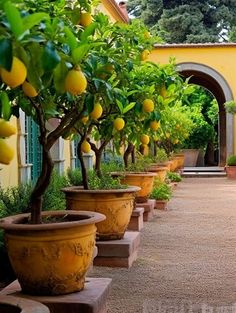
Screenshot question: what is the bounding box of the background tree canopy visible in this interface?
[127,0,236,43]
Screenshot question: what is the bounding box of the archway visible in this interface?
[176,62,234,166]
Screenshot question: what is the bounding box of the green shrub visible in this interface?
[226,155,236,166]
[167,171,182,182]
[151,148,168,163]
[150,183,172,200]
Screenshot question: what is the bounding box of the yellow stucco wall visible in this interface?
[0,117,18,187]
[149,45,236,153]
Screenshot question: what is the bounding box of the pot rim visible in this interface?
[111,171,157,177]
[0,210,105,231]
[0,295,50,312]
[61,185,141,194]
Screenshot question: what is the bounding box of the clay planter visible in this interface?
[182,149,200,167]
[0,210,105,296]
[148,166,168,182]
[225,166,236,179]
[169,158,179,172]
[173,154,185,169]
[0,295,50,313]
[112,172,156,203]
[154,161,172,171]
[154,200,168,210]
[62,186,140,240]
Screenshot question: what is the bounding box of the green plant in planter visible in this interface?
[167,171,182,182]
[224,101,236,114]
[150,182,172,201]
[226,155,236,166]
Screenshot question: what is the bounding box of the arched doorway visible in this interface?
[177,62,234,166]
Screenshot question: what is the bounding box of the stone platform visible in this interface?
[94,231,140,268]
[127,207,144,231]
[136,199,155,221]
[0,278,112,313]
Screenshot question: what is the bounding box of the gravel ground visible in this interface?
[91,177,236,313]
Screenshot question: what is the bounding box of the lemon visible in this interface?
[65,69,87,95]
[143,99,154,112]
[81,116,89,124]
[1,57,27,88]
[140,49,150,61]
[22,81,38,97]
[114,117,125,131]
[166,132,170,138]
[0,138,14,164]
[140,134,150,145]
[79,12,92,27]
[160,86,167,98]
[150,120,160,131]
[174,139,179,144]
[176,124,180,129]
[90,103,103,120]
[0,119,16,137]
[81,140,91,153]
[144,31,151,39]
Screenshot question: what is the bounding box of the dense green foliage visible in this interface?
[226,155,236,166]
[167,171,182,182]
[127,0,236,43]
[150,182,172,200]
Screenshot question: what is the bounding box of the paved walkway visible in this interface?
[91,178,236,313]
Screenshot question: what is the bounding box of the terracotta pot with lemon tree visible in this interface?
[62,17,158,239]
[0,0,107,296]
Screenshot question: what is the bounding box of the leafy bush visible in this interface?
[167,171,182,182]
[151,148,168,163]
[150,183,172,200]
[226,155,236,166]
[67,168,127,190]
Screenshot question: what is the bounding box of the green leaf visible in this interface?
[53,62,68,93]
[42,42,61,72]
[4,1,24,38]
[0,92,11,120]
[85,94,94,113]
[123,102,136,114]
[80,23,97,42]
[72,44,90,64]
[64,26,78,51]
[0,38,12,71]
[23,13,49,32]
[116,99,123,114]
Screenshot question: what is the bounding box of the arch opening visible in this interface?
[177,62,234,166]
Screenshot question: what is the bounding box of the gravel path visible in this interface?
[91,178,236,313]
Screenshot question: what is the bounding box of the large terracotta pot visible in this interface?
[112,172,156,203]
[0,210,105,296]
[62,186,140,240]
[0,295,50,313]
[225,166,236,179]
[169,158,179,172]
[173,154,185,169]
[148,166,168,182]
[182,149,200,167]
[154,161,172,171]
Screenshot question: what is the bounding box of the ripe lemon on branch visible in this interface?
[0,138,14,164]
[150,120,160,131]
[90,103,103,120]
[65,68,87,96]
[113,117,125,131]
[0,119,16,137]
[79,12,92,27]
[81,140,91,153]
[22,81,38,97]
[143,99,154,112]
[140,134,150,145]
[1,57,27,88]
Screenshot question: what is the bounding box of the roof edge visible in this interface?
[154,43,236,48]
[101,0,129,23]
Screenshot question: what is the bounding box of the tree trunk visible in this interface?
[29,148,54,224]
[77,140,89,190]
[124,142,134,168]
[95,149,103,178]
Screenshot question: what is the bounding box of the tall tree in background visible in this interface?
[127,0,236,43]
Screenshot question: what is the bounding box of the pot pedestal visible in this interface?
[136,199,155,221]
[1,278,112,313]
[127,207,144,231]
[94,231,140,268]
[154,200,168,211]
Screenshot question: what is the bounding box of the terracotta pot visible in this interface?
[148,166,168,182]
[154,200,168,210]
[173,154,185,169]
[0,210,105,296]
[182,149,200,167]
[154,161,172,171]
[112,172,156,203]
[169,158,179,172]
[0,295,50,313]
[225,166,236,179]
[62,186,140,240]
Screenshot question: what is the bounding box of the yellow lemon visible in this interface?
[160,86,167,98]
[1,57,27,88]
[174,139,179,144]
[0,119,16,137]
[140,49,150,61]
[144,31,151,39]
[81,116,89,124]
[81,140,91,153]
[90,103,103,120]
[150,120,160,131]
[22,81,38,97]
[140,134,150,145]
[166,132,170,138]
[0,138,14,164]
[143,99,154,112]
[113,117,125,131]
[65,69,87,95]
[79,12,92,27]
[142,144,149,156]
[176,124,180,129]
